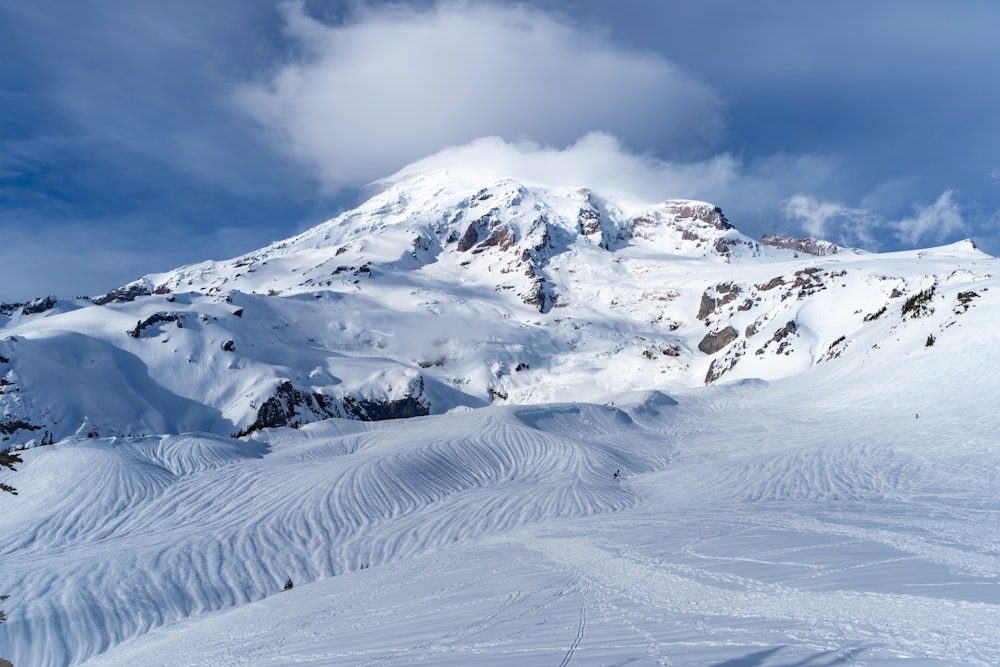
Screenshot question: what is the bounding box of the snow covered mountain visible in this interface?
[1,168,994,449]
[3,166,1000,666]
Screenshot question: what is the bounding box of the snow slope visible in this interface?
[2,167,1000,665]
[2,166,996,448]
[3,298,1000,665]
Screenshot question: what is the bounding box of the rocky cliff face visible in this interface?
[761,234,841,256]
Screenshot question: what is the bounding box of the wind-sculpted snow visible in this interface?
[0,403,656,666]
[4,351,1000,665]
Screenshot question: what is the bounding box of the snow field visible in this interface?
[2,351,999,665]
[1,402,658,666]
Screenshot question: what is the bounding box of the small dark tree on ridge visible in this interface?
[1,448,22,496]
[1,448,22,635]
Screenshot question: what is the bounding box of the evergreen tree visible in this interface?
[0,447,17,634]
[0,448,22,495]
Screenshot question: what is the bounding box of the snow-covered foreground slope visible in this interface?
[3,301,1000,665]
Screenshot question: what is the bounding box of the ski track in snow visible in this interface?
[3,363,1000,665]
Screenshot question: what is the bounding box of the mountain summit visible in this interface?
[0,169,994,446]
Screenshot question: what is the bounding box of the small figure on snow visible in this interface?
[613,469,620,480]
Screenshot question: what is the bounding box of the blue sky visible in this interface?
[2,0,999,302]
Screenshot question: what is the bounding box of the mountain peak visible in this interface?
[3,167,996,449]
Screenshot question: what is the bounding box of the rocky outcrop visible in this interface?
[94,283,152,305]
[242,381,336,433]
[1,297,59,317]
[343,394,429,421]
[472,225,516,253]
[663,201,733,230]
[755,321,798,355]
[705,355,739,384]
[127,312,180,338]
[456,223,480,252]
[698,283,740,322]
[21,296,58,315]
[0,418,42,435]
[698,326,738,354]
[762,234,839,256]
[577,189,604,244]
[240,376,431,436]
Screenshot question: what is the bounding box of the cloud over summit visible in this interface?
[382,132,742,206]
[236,1,724,191]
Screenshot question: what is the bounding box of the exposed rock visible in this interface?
[343,394,429,421]
[1,418,42,435]
[520,277,552,312]
[705,355,739,384]
[761,234,840,256]
[245,381,333,432]
[95,283,151,305]
[955,290,980,314]
[681,228,700,241]
[788,268,825,299]
[758,276,786,291]
[698,326,739,354]
[128,312,179,338]
[662,201,732,230]
[241,376,431,435]
[697,283,740,322]
[630,216,659,241]
[755,321,798,355]
[578,192,603,240]
[472,225,516,253]
[773,320,797,343]
[456,223,480,252]
[21,296,58,315]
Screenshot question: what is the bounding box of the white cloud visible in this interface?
[235,1,724,191]
[783,190,967,249]
[893,190,965,246]
[782,195,878,247]
[383,132,742,205]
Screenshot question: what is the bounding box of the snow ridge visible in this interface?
[2,170,995,448]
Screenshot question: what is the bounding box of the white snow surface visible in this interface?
[4,342,1000,666]
[2,170,1000,665]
